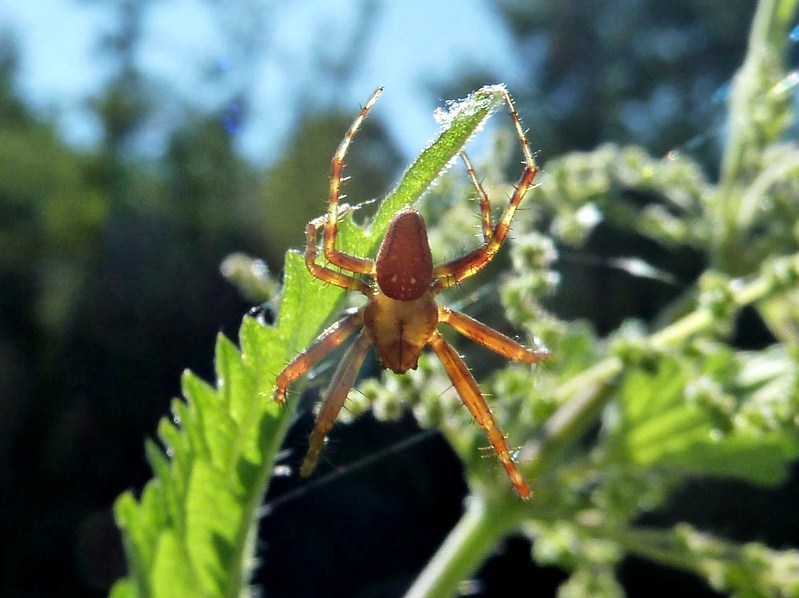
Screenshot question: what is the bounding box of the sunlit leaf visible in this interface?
[607,354,798,486]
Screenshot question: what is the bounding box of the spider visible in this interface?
[273,87,549,499]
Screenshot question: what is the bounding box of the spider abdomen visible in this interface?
[375,208,433,301]
[363,291,438,374]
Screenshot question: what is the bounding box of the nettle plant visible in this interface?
[112,1,799,596]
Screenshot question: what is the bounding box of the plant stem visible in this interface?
[404,496,520,598]
[715,0,798,269]
[718,0,777,191]
[718,0,798,190]
[524,381,617,478]
[578,522,737,579]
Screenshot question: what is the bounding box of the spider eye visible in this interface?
[375,208,433,301]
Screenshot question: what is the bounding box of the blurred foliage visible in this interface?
[0,16,254,596]
[497,0,757,165]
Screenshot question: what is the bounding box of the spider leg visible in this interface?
[273,310,364,404]
[323,88,382,275]
[428,331,532,499]
[431,164,536,291]
[500,87,537,170]
[460,151,493,243]
[306,215,372,295]
[432,90,538,292]
[300,329,373,477]
[438,306,550,364]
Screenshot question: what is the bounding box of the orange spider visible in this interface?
[273,87,549,499]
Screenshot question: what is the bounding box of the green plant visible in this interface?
[112,0,799,595]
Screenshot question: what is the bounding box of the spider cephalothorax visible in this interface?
[273,87,549,499]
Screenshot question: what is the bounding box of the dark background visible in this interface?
[2,1,795,596]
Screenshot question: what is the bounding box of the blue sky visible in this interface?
[1,0,523,164]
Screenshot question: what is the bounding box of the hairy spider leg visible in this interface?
[438,306,550,364]
[431,91,538,291]
[323,87,384,275]
[305,215,372,295]
[431,164,537,290]
[459,152,494,243]
[273,310,364,404]
[463,87,537,240]
[499,88,537,169]
[428,331,532,500]
[300,330,373,477]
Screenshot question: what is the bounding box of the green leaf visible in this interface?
[150,530,202,595]
[108,578,136,598]
[607,353,798,486]
[184,462,243,593]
